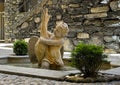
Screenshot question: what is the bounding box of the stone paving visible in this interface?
[0,65,80,80]
[0,43,120,85]
[0,73,120,85]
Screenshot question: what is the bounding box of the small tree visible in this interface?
[71,43,107,78]
[13,40,28,55]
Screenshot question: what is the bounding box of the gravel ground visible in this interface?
[0,73,120,85]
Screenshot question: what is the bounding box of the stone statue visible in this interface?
[28,8,69,69]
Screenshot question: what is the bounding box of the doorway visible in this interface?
[0,0,4,40]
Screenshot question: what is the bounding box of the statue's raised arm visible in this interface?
[39,8,50,38]
[34,8,51,67]
[28,8,51,64]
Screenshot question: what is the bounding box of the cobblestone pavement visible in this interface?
[0,73,120,85]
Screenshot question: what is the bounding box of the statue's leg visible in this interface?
[35,39,47,67]
[41,60,50,69]
[55,54,64,67]
[53,56,64,70]
[60,46,64,58]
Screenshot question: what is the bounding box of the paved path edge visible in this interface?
[0,65,80,81]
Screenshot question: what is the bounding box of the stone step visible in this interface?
[0,65,79,80]
[107,54,120,66]
[0,40,5,43]
[63,52,71,60]
[100,67,120,76]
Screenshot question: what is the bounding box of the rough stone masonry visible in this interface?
[4,0,120,53]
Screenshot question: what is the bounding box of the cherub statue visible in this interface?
[28,8,69,69]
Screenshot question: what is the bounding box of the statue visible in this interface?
[28,8,69,69]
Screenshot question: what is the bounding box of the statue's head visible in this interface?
[54,21,69,38]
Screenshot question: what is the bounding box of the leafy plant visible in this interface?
[71,43,107,78]
[13,40,28,55]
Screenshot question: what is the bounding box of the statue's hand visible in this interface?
[45,8,51,22]
[41,8,51,23]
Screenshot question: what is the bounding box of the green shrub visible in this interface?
[13,40,28,55]
[71,43,107,78]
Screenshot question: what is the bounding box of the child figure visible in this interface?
[34,8,69,69]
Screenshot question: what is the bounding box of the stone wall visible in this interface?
[4,0,120,53]
[4,0,19,41]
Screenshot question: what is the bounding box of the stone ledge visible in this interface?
[100,67,120,76]
[0,40,5,43]
[0,64,119,83]
[107,54,120,66]
[0,65,79,80]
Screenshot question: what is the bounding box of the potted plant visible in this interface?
[13,40,28,55]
